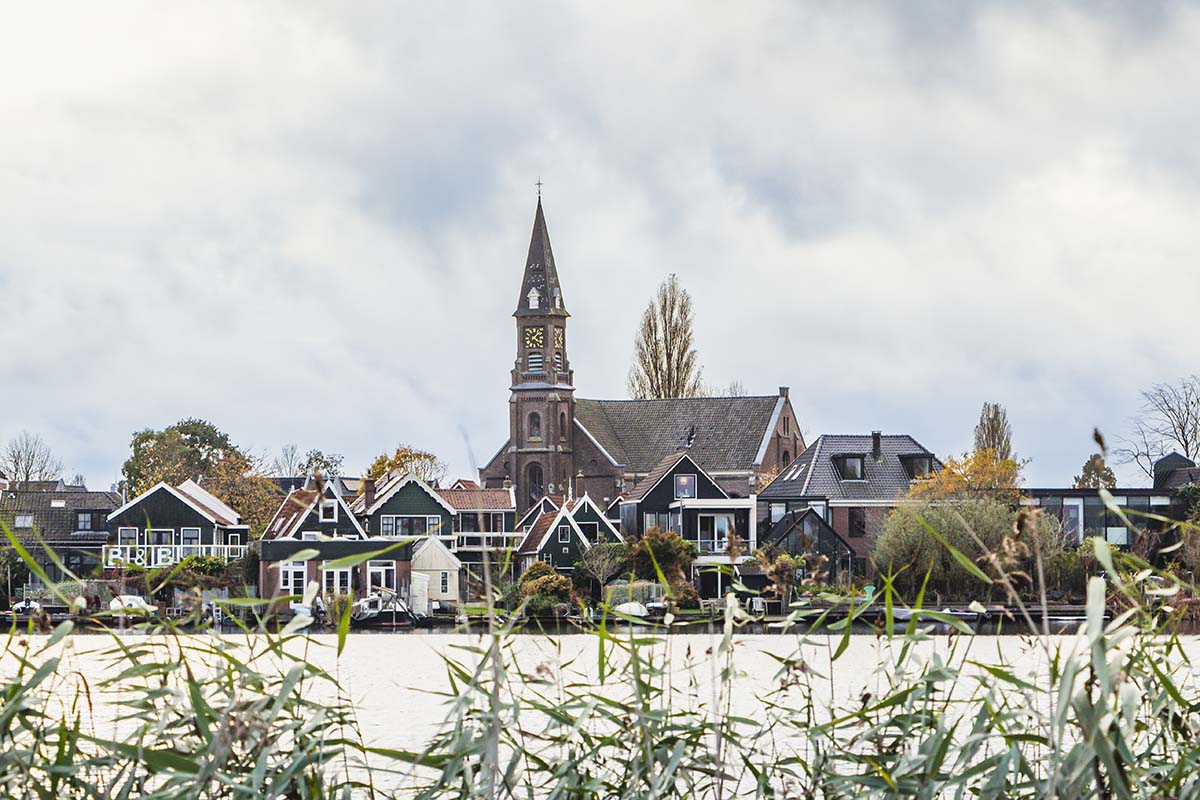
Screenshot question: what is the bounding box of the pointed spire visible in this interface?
[514,196,568,318]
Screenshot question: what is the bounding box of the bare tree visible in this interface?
[627,274,704,399]
[974,402,1015,461]
[0,432,63,483]
[1116,375,1200,480]
[68,473,87,488]
[576,542,627,589]
[272,444,303,477]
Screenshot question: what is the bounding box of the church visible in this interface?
[480,197,805,516]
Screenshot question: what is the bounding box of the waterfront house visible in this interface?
[1,482,120,588]
[757,432,941,575]
[757,507,856,582]
[412,535,463,605]
[105,480,249,570]
[1020,486,1175,548]
[436,483,519,566]
[258,479,411,605]
[515,502,591,573]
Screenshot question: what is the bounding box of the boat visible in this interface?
[349,592,420,629]
[611,601,649,619]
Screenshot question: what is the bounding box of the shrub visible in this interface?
[518,561,557,586]
[626,527,696,584]
[521,574,573,602]
[668,580,699,609]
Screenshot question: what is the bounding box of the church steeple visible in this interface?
[514,197,568,318]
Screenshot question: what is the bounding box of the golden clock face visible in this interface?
[553,327,564,349]
[524,326,544,348]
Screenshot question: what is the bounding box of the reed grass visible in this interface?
[1,504,1200,798]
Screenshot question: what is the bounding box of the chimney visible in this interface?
[502,477,512,489]
[363,476,377,509]
[779,386,789,399]
[871,431,882,461]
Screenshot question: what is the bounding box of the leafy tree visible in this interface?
[909,449,1023,502]
[520,573,573,602]
[974,402,1015,462]
[0,432,63,483]
[121,418,234,494]
[1073,453,1116,489]
[625,527,696,585]
[201,450,282,539]
[627,274,704,399]
[1116,375,1200,480]
[300,449,344,478]
[365,444,447,486]
[873,499,1062,599]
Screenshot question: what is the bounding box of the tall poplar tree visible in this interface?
[627,274,704,399]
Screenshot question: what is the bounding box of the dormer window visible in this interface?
[902,455,933,480]
[553,288,561,308]
[836,456,865,481]
[527,287,541,309]
[320,498,338,522]
[527,352,544,372]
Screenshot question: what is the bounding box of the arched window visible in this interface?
[527,352,544,372]
[782,450,791,464]
[526,463,544,507]
[528,412,542,440]
[527,287,541,309]
[559,412,567,441]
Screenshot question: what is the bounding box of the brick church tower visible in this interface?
[507,197,576,511]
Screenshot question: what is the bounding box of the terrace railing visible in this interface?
[103,544,248,569]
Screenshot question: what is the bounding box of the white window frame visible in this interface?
[117,526,138,545]
[322,564,352,595]
[368,560,396,593]
[558,525,571,543]
[542,553,553,563]
[149,527,175,546]
[1062,497,1084,545]
[380,515,442,538]
[280,561,307,596]
[181,527,201,546]
[227,533,242,547]
[301,531,319,541]
[77,512,92,530]
[320,498,338,523]
[440,571,449,593]
[674,474,698,500]
[13,514,33,529]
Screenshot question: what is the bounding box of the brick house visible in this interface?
[757,432,940,575]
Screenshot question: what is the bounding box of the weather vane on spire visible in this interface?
[536,177,543,198]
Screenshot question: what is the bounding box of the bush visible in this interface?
[874,499,1064,600]
[626,527,696,584]
[521,574,573,602]
[518,561,557,587]
[668,580,699,609]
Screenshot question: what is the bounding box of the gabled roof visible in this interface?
[623,451,727,503]
[360,472,456,516]
[449,478,481,491]
[574,395,784,475]
[515,493,565,531]
[514,197,568,318]
[436,486,516,512]
[107,481,247,528]
[759,433,941,501]
[181,479,242,526]
[0,489,120,540]
[7,479,84,492]
[261,483,367,540]
[565,494,623,543]
[516,505,589,556]
[412,535,463,570]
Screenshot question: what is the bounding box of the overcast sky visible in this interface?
[2,2,1197,490]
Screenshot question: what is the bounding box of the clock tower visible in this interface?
[508,196,576,511]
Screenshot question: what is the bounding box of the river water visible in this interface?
[6,626,1200,793]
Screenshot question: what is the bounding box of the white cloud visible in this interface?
[0,2,1197,488]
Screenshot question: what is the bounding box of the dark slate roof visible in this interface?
[0,489,120,541]
[9,480,85,492]
[1160,467,1200,490]
[759,433,940,501]
[574,395,782,474]
[514,197,568,318]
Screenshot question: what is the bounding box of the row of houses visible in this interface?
[3,199,1198,607]
[2,441,1197,606]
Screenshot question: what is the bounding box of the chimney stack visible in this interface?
[871,431,882,461]
[502,477,512,490]
[363,476,376,509]
[779,386,789,399]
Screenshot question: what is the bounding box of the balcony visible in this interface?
[103,544,248,569]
